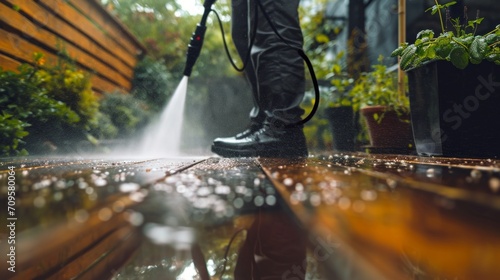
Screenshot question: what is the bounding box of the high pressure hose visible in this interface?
[183,0,320,128]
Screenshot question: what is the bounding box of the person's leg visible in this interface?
[251,0,305,127]
[212,0,307,157]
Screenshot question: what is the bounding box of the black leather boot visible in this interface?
[215,119,264,144]
[211,122,308,158]
[212,0,307,158]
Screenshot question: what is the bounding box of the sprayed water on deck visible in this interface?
[138,76,189,157]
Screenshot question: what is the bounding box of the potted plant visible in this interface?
[350,55,414,153]
[322,52,357,152]
[391,0,500,158]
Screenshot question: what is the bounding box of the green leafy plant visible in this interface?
[324,51,355,108]
[0,52,101,156]
[350,56,409,121]
[35,53,98,129]
[0,113,29,156]
[391,0,500,70]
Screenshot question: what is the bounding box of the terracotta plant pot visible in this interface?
[360,105,414,152]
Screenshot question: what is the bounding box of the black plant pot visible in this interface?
[407,60,500,158]
[325,106,355,151]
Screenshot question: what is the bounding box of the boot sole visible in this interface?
[211,144,307,158]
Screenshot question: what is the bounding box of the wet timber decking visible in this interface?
[1,153,499,279]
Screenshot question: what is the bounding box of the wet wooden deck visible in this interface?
[1,153,499,279]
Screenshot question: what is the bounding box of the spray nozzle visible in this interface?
[183,24,207,77]
[183,0,217,77]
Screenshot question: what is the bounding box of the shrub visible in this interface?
[34,55,98,129]
[0,60,80,156]
[0,113,29,156]
[131,56,171,113]
[0,52,100,155]
[89,111,119,140]
[99,91,150,138]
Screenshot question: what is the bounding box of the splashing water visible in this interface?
[139,76,189,157]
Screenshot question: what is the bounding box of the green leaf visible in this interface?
[332,64,341,75]
[443,1,457,8]
[470,36,487,61]
[487,53,500,64]
[391,46,405,57]
[450,47,469,69]
[425,46,437,59]
[416,29,434,40]
[400,45,417,70]
[468,18,484,29]
[470,56,482,64]
[486,34,499,45]
[425,5,439,15]
[315,34,330,44]
[435,43,453,58]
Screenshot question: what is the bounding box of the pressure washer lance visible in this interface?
[183,0,217,77]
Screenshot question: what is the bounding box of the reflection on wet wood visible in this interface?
[0,158,201,280]
[259,156,500,280]
[2,195,140,280]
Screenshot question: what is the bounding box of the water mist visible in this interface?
[138,76,189,157]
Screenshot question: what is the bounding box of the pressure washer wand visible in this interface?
[183,0,217,77]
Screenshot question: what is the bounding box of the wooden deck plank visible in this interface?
[48,225,141,280]
[258,156,500,279]
[8,195,135,280]
[0,158,205,280]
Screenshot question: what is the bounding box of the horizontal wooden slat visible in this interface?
[0,29,48,66]
[0,28,127,94]
[2,1,134,78]
[68,0,146,57]
[0,4,130,90]
[37,0,137,68]
[0,52,21,71]
[91,75,127,94]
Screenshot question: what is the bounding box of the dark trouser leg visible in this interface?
[251,0,305,126]
[231,0,266,124]
[232,0,305,126]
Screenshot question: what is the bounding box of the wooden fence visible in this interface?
[0,0,146,94]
